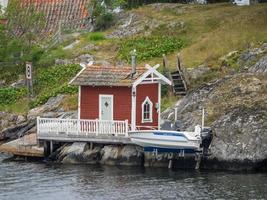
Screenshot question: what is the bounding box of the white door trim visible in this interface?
[99,94,114,121]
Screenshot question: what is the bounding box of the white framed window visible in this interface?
[142,97,153,123]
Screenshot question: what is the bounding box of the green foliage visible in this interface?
[30,64,81,107]
[161,95,177,112]
[5,0,45,45]
[95,12,114,31]
[88,32,106,41]
[37,48,72,67]
[0,87,27,105]
[0,0,45,83]
[30,84,78,108]
[118,36,186,62]
[89,0,125,30]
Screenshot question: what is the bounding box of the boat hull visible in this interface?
[129,130,201,153]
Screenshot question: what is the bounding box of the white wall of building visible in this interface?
[234,0,250,5]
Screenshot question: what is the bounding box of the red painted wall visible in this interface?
[136,83,159,128]
[80,83,159,129]
[80,86,132,122]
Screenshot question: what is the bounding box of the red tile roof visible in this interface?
[21,0,89,32]
[70,65,147,87]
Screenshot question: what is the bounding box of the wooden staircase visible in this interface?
[170,70,187,95]
[163,54,189,96]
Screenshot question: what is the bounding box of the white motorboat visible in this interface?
[129,109,213,154]
[129,125,203,153]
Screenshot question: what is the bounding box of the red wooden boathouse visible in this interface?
[69,63,172,131]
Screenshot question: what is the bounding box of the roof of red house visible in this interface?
[70,65,147,87]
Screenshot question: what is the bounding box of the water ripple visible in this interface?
[0,154,266,200]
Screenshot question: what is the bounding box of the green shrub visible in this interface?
[35,64,81,89]
[30,64,81,107]
[118,36,186,62]
[95,12,114,31]
[37,48,72,67]
[30,85,78,108]
[88,32,106,41]
[0,87,27,105]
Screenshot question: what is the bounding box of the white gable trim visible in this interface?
[141,96,153,123]
[68,65,86,85]
[158,83,161,130]
[133,64,172,87]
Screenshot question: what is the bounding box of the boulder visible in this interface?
[162,73,267,170]
[10,79,25,89]
[248,55,267,75]
[0,80,6,87]
[100,145,144,166]
[60,142,101,164]
[55,59,73,65]
[188,65,211,80]
[27,95,65,120]
[145,152,197,169]
[0,120,35,141]
[83,43,100,51]
[63,40,80,50]
[202,107,267,170]
[0,112,26,132]
[52,143,143,166]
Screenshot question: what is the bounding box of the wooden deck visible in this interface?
[37,117,132,144]
[0,134,44,157]
[38,132,132,144]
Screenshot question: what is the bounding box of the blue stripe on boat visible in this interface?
[144,147,196,154]
[153,132,185,137]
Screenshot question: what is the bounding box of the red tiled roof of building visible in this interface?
[21,0,89,32]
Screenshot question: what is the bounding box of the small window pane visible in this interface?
[143,99,152,121]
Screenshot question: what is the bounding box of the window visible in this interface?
[142,97,153,123]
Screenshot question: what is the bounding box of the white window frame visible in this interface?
[99,94,114,121]
[142,97,153,123]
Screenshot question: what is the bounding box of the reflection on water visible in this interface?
[0,154,266,200]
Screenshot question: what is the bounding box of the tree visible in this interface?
[88,0,127,30]
[0,0,45,63]
[4,0,45,60]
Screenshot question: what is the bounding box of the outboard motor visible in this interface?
[201,128,213,156]
[174,121,182,131]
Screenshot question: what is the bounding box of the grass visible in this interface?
[60,94,78,111]
[0,98,30,114]
[136,3,267,68]
[0,64,80,113]
[161,94,177,112]
[86,32,106,41]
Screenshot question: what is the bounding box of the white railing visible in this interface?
[37,117,129,137]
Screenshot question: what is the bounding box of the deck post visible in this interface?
[168,159,173,169]
[174,107,178,121]
[44,141,50,157]
[50,141,54,154]
[125,120,128,137]
[36,116,40,135]
[77,119,79,135]
[96,119,99,136]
